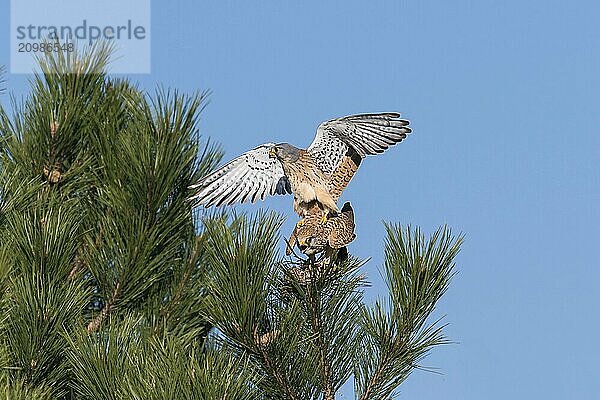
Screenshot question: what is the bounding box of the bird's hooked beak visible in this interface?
[268,147,277,158]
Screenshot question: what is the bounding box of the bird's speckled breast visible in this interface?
[281,150,328,193]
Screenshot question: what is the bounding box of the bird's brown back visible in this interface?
[326,148,362,201]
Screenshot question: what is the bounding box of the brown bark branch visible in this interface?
[358,337,408,399]
[68,251,85,280]
[253,326,299,400]
[307,262,335,400]
[358,357,389,400]
[159,235,203,324]
[86,281,121,333]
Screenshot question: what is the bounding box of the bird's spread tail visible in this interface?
[341,202,354,222]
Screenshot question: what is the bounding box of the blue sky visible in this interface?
[2,1,600,398]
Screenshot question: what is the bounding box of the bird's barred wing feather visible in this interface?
[307,113,411,176]
[307,113,411,199]
[189,143,291,207]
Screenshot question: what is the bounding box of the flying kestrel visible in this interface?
[189,113,411,221]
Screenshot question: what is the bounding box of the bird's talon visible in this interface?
[296,219,306,228]
[320,214,328,224]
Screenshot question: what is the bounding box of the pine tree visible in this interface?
[0,48,462,399]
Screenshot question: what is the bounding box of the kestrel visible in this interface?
[287,202,356,257]
[189,113,411,220]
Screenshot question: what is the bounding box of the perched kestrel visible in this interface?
[189,113,411,219]
[287,202,356,257]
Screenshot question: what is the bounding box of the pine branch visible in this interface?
[157,233,205,326]
[143,231,213,347]
[69,313,264,400]
[80,86,215,332]
[86,280,120,333]
[305,263,335,400]
[1,44,221,397]
[279,254,368,399]
[0,376,54,400]
[0,47,116,396]
[355,225,462,400]
[201,212,328,399]
[252,326,300,400]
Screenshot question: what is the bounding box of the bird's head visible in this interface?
[297,236,323,256]
[269,143,300,163]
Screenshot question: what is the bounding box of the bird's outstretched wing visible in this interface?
[189,143,291,207]
[307,113,411,199]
